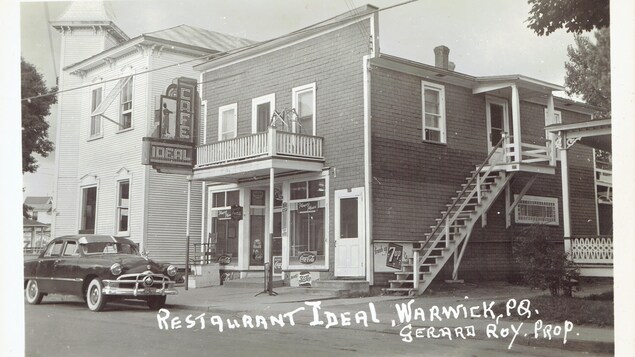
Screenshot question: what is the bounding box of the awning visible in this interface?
[91,76,132,117]
[546,118,612,152]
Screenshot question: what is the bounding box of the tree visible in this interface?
[564,28,611,116]
[21,58,56,174]
[526,0,609,36]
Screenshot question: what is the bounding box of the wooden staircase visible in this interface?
[383,168,515,296]
[383,136,518,296]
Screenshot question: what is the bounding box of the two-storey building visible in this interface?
[51,1,254,263]
[191,5,611,292]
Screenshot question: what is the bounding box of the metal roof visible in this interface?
[144,25,256,53]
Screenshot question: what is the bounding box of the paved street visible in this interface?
[25,298,611,357]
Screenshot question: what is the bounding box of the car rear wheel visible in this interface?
[25,280,44,305]
[86,278,108,312]
[147,295,167,310]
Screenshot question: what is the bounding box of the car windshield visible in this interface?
[82,242,139,255]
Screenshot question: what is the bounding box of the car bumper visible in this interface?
[102,272,178,297]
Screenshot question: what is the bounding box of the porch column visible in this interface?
[185,179,192,290]
[546,93,557,166]
[267,167,274,276]
[511,84,522,163]
[559,133,572,253]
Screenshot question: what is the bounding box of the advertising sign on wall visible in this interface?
[273,256,282,275]
[386,243,404,270]
[141,138,194,167]
[142,77,198,174]
[297,201,318,214]
[373,243,413,272]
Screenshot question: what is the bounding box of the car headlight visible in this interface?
[166,265,177,277]
[110,263,123,276]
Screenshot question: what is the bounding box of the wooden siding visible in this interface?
[200,21,371,273]
[370,66,488,242]
[145,52,204,264]
[369,65,596,284]
[54,28,110,236]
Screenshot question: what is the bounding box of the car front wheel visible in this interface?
[147,295,167,310]
[86,278,108,312]
[25,280,44,305]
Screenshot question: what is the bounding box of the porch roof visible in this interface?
[546,118,612,152]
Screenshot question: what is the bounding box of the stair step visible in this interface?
[389,279,414,284]
[438,210,474,217]
[430,225,464,230]
[446,202,480,208]
[457,188,491,194]
[383,287,413,292]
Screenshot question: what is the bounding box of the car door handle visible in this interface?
[54,259,61,264]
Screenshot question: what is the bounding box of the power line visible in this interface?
[21,0,419,102]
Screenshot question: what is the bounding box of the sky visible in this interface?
[17,0,583,199]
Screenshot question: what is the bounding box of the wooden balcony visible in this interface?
[489,135,557,174]
[193,128,325,181]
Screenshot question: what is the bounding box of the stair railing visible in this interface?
[414,134,509,284]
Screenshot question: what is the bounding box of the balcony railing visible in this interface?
[570,235,613,264]
[196,128,324,168]
[504,136,555,165]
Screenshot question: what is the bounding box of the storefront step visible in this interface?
[311,280,370,297]
[222,277,284,289]
[296,287,349,299]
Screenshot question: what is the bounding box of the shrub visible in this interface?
[512,224,579,296]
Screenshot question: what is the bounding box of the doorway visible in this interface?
[334,188,365,277]
[486,96,510,163]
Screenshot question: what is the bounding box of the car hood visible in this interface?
[91,254,167,275]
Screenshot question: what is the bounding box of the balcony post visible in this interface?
[511,84,522,163]
[547,93,557,166]
[268,128,277,156]
[561,142,572,254]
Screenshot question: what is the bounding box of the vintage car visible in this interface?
[24,235,178,311]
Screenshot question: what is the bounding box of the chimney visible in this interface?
[434,45,450,70]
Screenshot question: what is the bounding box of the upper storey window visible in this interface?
[422,81,446,143]
[120,77,133,130]
[292,83,316,135]
[218,103,237,141]
[90,87,103,138]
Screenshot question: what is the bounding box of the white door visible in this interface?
[334,188,365,277]
[485,96,510,164]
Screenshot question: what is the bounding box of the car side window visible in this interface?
[63,242,79,257]
[44,242,64,257]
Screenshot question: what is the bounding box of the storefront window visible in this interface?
[288,179,326,267]
[209,190,240,266]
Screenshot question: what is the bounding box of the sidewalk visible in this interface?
[165,280,614,354]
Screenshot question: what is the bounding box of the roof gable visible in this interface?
[144,25,256,53]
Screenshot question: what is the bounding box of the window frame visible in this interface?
[292,83,316,135]
[79,185,98,234]
[287,176,329,270]
[421,80,446,144]
[89,86,104,139]
[514,195,559,226]
[251,93,276,133]
[201,100,208,144]
[116,179,130,236]
[218,103,238,141]
[119,76,134,131]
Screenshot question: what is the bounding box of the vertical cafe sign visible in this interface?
[176,78,195,140]
[142,77,198,173]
